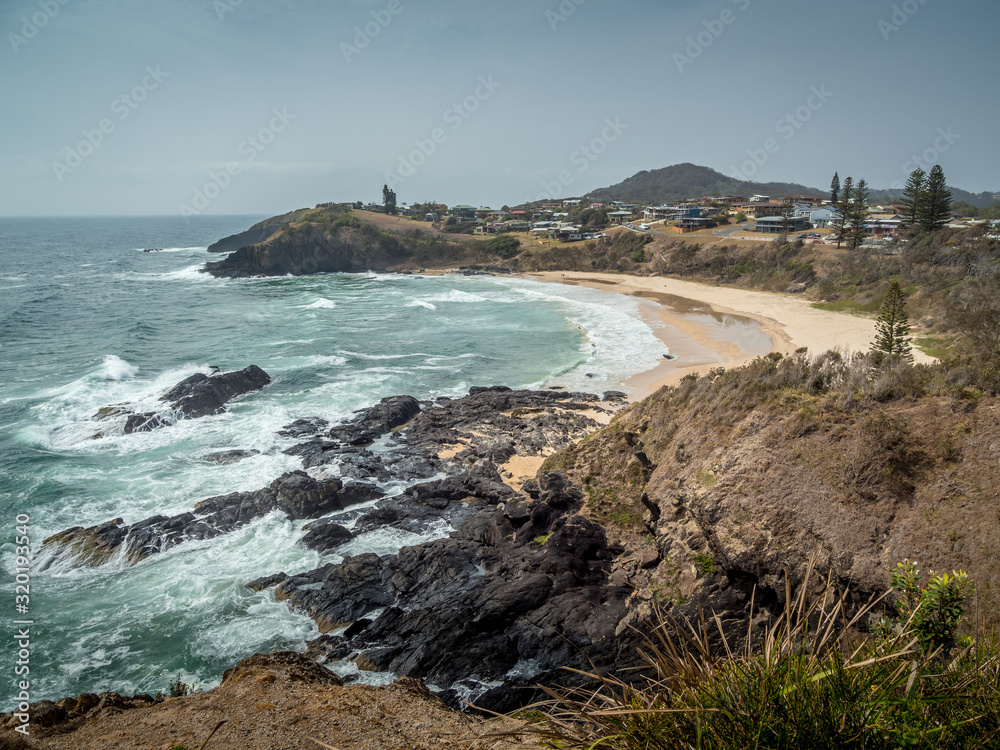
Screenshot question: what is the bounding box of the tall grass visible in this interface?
[498,562,1000,749]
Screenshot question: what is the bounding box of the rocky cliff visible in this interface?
[203,205,488,278]
[207,209,312,253]
[544,351,1000,632]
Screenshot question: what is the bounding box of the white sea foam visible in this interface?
[133,246,208,253]
[406,298,438,310]
[303,298,337,310]
[492,277,667,393]
[337,350,433,361]
[424,289,488,304]
[115,264,213,283]
[99,355,139,381]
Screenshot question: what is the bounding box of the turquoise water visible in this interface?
[0,216,667,703]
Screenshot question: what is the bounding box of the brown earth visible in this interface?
[7,653,539,750]
[354,211,488,242]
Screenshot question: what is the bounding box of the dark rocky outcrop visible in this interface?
[207,211,308,253]
[300,519,353,553]
[328,395,422,446]
[275,471,638,705]
[202,449,260,465]
[41,472,380,568]
[204,222,418,278]
[159,365,271,419]
[52,382,635,712]
[93,365,271,435]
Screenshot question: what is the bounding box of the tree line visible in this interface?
[826,165,953,250]
[829,172,871,250]
[899,165,952,231]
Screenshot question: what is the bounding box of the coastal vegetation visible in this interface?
[513,562,1000,750]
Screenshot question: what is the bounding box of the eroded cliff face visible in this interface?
[204,221,420,277]
[546,356,1000,631]
[207,209,312,253]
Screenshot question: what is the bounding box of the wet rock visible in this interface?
[246,572,289,592]
[95,365,272,435]
[123,412,169,434]
[301,520,353,553]
[278,417,330,438]
[277,472,635,700]
[161,365,271,419]
[202,449,259,465]
[42,472,377,569]
[329,395,422,446]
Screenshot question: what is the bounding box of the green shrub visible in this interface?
[881,560,973,655]
[505,561,1000,749]
[485,234,522,258]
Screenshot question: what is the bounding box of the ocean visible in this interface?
[0,215,681,703]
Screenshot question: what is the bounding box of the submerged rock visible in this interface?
[93,365,272,435]
[202,449,260,465]
[159,365,271,420]
[41,472,379,569]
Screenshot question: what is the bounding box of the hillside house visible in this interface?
[754,216,810,234]
[810,208,834,228]
[786,194,826,207]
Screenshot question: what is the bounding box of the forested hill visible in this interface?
[584,164,827,204]
[584,163,998,208]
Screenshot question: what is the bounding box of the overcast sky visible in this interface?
[2,0,997,216]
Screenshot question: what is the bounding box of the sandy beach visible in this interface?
[528,271,936,399]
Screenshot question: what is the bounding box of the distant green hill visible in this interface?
[584,163,827,204]
[582,163,999,209]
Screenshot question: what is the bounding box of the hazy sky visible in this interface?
[2,0,997,216]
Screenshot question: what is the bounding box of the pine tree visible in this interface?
[920,165,952,230]
[848,179,870,250]
[780,196,796,241]
[833,176,853,248]
[899,168,926,228]
[830,172,840,206]
[872,281,913,363]
[382,184,397,215]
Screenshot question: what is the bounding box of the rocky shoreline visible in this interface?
[27,369,646,736]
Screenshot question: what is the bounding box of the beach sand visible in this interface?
[528,271,936,399]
